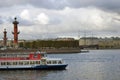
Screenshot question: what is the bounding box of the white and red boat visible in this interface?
[0,51,68,70]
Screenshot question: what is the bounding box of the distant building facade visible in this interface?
[79,37,99,46]
[79,37,120,49]
[56,38,74,41]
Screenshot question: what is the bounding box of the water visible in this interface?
[0,50,120,80]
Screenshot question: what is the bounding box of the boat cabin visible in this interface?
[46,58,63,65]
[0,51,47,60]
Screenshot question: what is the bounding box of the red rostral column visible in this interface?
[3,29,7,47]
[12,17,20,47]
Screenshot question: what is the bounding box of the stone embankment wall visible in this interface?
[0,48,80,54]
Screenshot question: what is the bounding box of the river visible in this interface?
[0,50,120,80]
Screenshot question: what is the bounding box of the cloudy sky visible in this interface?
[0,0,120,40]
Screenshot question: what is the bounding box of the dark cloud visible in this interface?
[0,0,120,12]
[7,17,14,23]
[0,19,3,24]
[0,0,120,39]
[19,20,34,26]
[6,17,34,26]
[18,17,34,26]
[0,0,26,7]
[0,16,5,24]
[0,0,69,9]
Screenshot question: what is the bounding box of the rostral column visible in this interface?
[12,17,20,48]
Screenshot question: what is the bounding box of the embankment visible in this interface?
[0,48,81,54]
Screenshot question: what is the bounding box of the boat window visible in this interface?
[47,61,51,64]
[34,54,37,58]
[24,61,29,65]
[30,61,35,65]
[19,62,23,65]
[41,54,44,57]
[53,61,57,64]
[13,62,17,65]
[36,61,40,64]
[58,61,62,64]
[41,59,46,65]
[1,62,3,65]
[7,62,11,65]
[41,59,46,62]
[1,62,6,65]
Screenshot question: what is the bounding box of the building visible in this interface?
[79,37,99,46]
[56,38,74,41]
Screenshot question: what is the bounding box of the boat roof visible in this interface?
[0,51,47,56]
[46,58,62,61]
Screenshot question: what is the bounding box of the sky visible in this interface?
[0,0,120,40]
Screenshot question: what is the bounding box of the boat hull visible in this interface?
[0,64,68,70]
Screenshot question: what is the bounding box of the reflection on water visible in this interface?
[0,70,67,80]
[0,50,120,80]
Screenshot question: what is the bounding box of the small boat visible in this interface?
[80,49,89,53]
[0,51,68,70]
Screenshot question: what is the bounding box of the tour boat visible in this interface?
[0,51,68,70]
